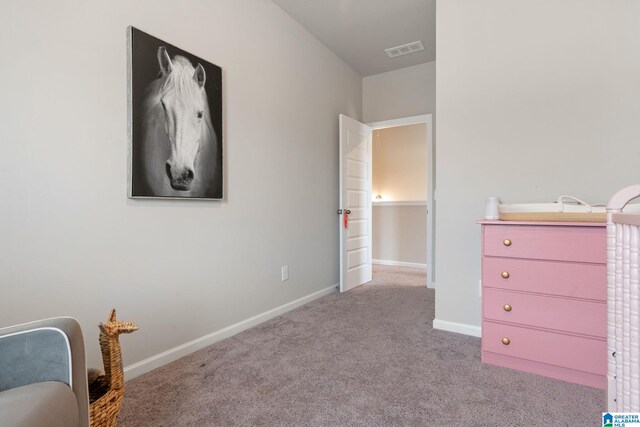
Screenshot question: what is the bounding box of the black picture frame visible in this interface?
[127,26,223,199]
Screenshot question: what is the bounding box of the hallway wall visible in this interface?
[373,205,427,266]
[372,124,427,266]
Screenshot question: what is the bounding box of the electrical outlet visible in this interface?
[281,266,289,282]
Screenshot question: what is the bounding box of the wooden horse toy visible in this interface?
[88,309,138,427]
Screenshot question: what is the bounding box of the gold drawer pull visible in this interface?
[503,239,512,246]
[503,304,512,312]
[502,337,511,345]
[501,271,510,279]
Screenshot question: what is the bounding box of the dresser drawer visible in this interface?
[482,321,606,375]
[483,288,606,337]
[482,257,606,300]
[483,225,606,263]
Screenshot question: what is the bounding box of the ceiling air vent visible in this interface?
[384,40,424,58]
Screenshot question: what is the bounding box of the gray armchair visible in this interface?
[0,317,89,427]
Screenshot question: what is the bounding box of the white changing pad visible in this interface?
[499,196,640,222]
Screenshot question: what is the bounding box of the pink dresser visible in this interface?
[479,220,607,388]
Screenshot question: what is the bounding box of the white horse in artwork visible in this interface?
[140,46,217,197]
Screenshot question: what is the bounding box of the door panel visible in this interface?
[339,114,372,292]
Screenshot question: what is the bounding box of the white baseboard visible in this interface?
[373,259,427,269]
[124,284,337,380]
[432,319,482,337]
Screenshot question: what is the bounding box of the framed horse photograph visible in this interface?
[127,26,223,199]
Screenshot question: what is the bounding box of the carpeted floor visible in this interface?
[119,265,604,426]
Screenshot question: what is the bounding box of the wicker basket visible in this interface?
[88,309,138,427]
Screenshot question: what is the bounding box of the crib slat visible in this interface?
[616,223,625,409]
[608,221,618,410]
[623,224,632,410]
[630,225,640,410]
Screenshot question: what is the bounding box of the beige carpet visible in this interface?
[119,265,604,426]
[367,264,426,287]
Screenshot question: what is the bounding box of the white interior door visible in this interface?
[339,114,373,292]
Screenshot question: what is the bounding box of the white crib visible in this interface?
[607,184,640,411]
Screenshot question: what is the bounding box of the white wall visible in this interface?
[372,205,427,265]
[435,0,640,331]
[372,124,427,201]
[0,0,361,370]
[363,61,435,123]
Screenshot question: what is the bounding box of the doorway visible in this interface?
[367,115,434,288]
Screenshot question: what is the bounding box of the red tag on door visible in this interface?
[343,211,348,229]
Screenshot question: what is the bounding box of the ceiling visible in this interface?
[272,0,436,77]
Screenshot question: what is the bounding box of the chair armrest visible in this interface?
[0,317,89,427]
